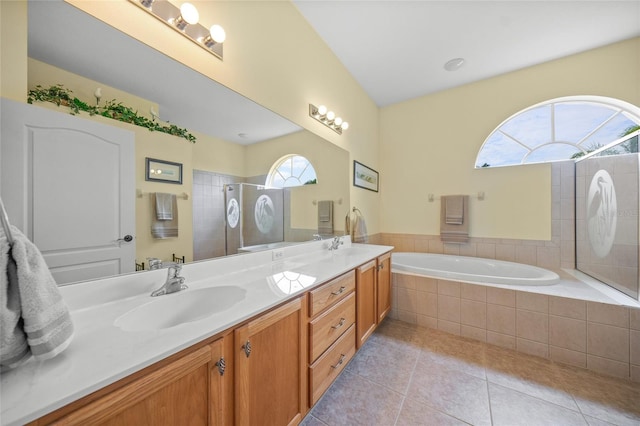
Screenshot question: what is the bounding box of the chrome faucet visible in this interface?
[329,236,343,251]
[151,263,187,297]
[312,234,323,241]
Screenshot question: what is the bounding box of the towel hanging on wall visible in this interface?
[350,207,368,243]
[151,193,178,238]
[317,200,334,235]
[440,195,469,243]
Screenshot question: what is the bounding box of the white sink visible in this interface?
[114,286,246,332]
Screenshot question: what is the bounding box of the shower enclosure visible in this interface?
[575,130,640,300]
[224,183,285,255]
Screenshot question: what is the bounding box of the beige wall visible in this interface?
[5,1,640,244]
[27,58,249,263]
[64,0,381,235]
[0,1,27,100]
[380,37,640,240]
[246,130,350,231]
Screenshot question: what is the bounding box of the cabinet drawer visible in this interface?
[309,324,356,405]
[309,270,355,317]
[309,292,355,363]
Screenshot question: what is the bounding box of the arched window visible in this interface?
[475,96,640,168]
[266,154,318,188]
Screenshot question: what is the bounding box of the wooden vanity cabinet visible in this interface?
[30,337,229,426]
[356,252,392,348]
[234,297,306,426]
[356,259,378,348]
[376,252,392,323]
[307,271,357,405]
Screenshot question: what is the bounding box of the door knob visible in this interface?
[116,235,133,243]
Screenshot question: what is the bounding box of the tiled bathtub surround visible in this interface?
[303,319,640,426]
[391,273,640,382]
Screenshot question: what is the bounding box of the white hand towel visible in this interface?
[1,226,74,371]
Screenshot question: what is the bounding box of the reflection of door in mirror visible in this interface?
[1,99,136,285]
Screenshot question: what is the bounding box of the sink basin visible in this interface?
[114,286,246,332]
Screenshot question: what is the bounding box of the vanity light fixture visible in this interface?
[128,0,225,60]
[309,104,349,135]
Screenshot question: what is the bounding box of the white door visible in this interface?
[1,98,135,284]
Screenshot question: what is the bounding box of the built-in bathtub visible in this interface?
[392,252,560,286]
[390,252,640,382]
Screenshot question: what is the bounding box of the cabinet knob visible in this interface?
[215,357,226,376]
[377,264,384,271]
[331,286,346,296]
[242,340,252,358]
[331,354,346,369]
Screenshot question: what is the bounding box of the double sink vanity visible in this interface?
[1,237,392,426]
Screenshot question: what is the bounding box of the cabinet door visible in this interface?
[235,298,304,426]
[376,252,392,323]
[51,345,214,425]
[356,259,377,348]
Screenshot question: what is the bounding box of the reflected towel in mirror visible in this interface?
[151,193,178,238]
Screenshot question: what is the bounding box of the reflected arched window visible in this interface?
[266,154,318,188]
[476,96,640,168]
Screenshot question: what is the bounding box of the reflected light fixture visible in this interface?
[309,104,349,135]
[128,0,225,60]
[444,57,465,71]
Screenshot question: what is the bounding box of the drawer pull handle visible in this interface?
[331,318,346,329]
[242,340,252,358]
[331,354,346,369]
[331,286,346,296]
[215,357,226,376]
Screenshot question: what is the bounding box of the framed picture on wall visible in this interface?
[353,160,379,192]
[145,157,183,184]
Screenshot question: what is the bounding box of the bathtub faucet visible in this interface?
[329,236,343,251]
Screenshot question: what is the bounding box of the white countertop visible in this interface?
[1,238,392,426]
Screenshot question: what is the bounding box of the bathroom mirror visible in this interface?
[21,0,350,283]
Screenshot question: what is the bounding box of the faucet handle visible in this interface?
[164,262,182,277]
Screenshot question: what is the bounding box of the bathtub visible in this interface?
[392,252,560,286]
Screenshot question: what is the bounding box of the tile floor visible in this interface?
[301,319,640,426]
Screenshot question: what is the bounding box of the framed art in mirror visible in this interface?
[353,160,378,192]
[146,158,183,184]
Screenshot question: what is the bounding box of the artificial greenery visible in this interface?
[27,84,196,143]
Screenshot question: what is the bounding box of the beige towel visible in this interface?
[440,195,469,243]
[151,193,178,238]
[1,226,74,371]
[445,195,464,225]
[317,200,333,235]
[155,192,174,220]
[352,212,369,243]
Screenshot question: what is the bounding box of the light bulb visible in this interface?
[326,111,335,121]
[180,2,199,25]
[334,117,343,126]
[209,25,226,43]
[317,105,327,116]
[341,122,349,130]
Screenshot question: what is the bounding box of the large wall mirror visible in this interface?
[5,0,349,284]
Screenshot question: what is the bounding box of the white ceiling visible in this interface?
[293,1,640,107]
